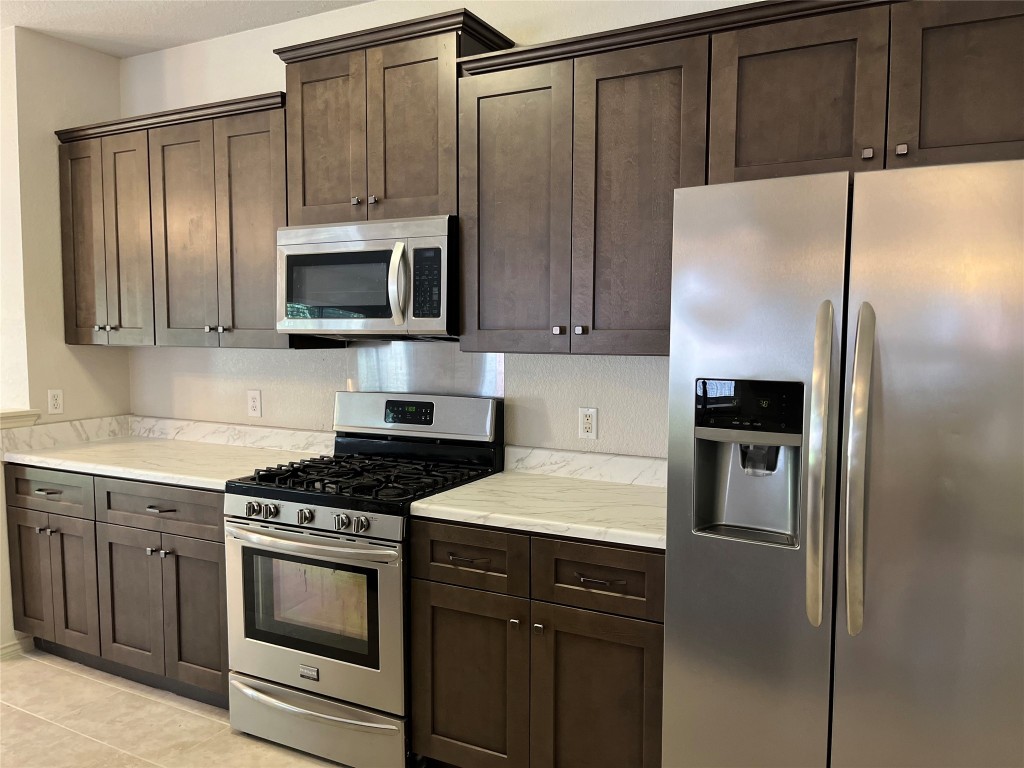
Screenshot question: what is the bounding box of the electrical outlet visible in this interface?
[247,390,262,418]
[578,407,597,439]
[47,389,64,415]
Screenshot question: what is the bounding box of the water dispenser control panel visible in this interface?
[695,379,802,435]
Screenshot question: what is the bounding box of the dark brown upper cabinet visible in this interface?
[276,11,513,227]
[214,110,288,349]
[460,41,708,357]
[887,1,1024,168]
[60,135,152,346]
[459,61,575,354]
[708,6,890,183]
[571,38,708,355]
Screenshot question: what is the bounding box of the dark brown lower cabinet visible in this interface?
[530,602,663,768]
[7,507,100,655]
[411,579,530,768]
[97,522,228,695]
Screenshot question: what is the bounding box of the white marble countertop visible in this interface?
[3,437,317,491]
[411,471,667,549]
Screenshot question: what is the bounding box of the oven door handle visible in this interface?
[387,241,406,327]
[225,524,399,564]
[230,679,399,733]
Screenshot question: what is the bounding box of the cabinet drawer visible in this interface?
[411,520,530,597]
[95,478,224,542]
[531,538,665,621]
[5,465,94,520]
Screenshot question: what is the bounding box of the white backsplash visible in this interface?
[505,446,666,487]
[130,417,334,455]
[0,415,130,452]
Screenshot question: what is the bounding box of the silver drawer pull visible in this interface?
[158,549,174,558]
[146,547,158,556]
[145,505,176,514]
[448,552,491,567]
[574,571,626,589]
[33,488,63,497]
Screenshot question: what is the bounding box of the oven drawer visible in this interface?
[411,519,530,597]
[531,538,665,622]
[229,673,406,768]
[5,465,94,520]
[95,478,224,541]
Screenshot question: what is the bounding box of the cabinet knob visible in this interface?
[533,623,544,635]
[46,528,58,537]
[204,325,214,333]
[104,325,115,332]
[34,526,48,535]
[158,549,174,559]
[551,326,566,335]
[351,197,362,206]
[146,547,158,556]
[895,143,909,156]
[93,325,102,332]
[860,147,874,160]
[216,325,229,333]
[368,195,378,204]
[573,325,588,335]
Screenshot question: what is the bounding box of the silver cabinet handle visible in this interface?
[226,523,399,564]
[551,326,566,335]
[573,325,587,335]
[533,623,544,635]
[845,302,876,636]
[203,325,213,333]
[806,300,833,627]
[230,679,399,732]
[216,325,228,333]
[34,526,48,535]
[509,619,520,627]
[146,547,158,556]
[895,143,909,156]
[860,148,874,160]
[367,195,378,204]
[351,197,362,205]
[386,241,406,326]
[158,549,173,558]
[104,325,115,332]
[575,571,625,589]
[33,488,63,497]
[93,325,102,332]
[448,552,490,567]
[46,528,58,537]
[145,505,176,514]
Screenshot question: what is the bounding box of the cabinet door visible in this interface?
[366,34,457,219]
[888,1,1024,167]
[286,51,367,225]
[709,6,889,183]
[459,62,574,353]
[571,38,708,356]
[161,533,227,695]
[150,121,219,347]
[6,507,54,641]
[531,602,663,768]
[96,522,164,674]
[411,580,530,768]
[101,131,154,346]
[48,513,100,655]
[59,139,108,345]
[213,110,288,349]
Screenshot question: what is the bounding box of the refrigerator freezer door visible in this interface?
[664,173,849,767]
[832,160,1024,767]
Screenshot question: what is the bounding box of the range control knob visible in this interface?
[354,516,371,534]
[334,513,351,531]
[244,501,261,517]
[298,508,315,525]
[261,503,279,520]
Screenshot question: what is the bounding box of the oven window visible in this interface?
[286,251,393,319]
[242,547,380,669]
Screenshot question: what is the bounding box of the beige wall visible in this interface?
[6,28,131,424]
[121,0,745,458]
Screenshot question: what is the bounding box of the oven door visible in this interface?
[225,520,404,716]
[276,238,409,335]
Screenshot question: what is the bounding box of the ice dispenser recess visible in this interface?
[692,379,803,547]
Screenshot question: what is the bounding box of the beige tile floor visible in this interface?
[0,649,335,767]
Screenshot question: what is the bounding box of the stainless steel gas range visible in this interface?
[223,391,503,767]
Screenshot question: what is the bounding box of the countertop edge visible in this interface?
[3,452,228,491]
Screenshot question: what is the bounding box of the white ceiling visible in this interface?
[0,0,368,58]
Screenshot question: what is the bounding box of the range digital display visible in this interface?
[385,399,435,426]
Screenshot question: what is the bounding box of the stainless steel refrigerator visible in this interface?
[663,160,1023,768]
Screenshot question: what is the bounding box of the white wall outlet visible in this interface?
[578,407,597,439]
[247,390,262,418]
[47,389,64,415]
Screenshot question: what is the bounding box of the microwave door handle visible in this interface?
[387,241,406,326]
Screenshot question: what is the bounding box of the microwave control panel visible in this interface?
[412,248,443,318]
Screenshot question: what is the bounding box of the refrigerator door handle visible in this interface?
[806,299,833,627]
[845,302,876,636]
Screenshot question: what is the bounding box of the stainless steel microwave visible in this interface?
[276,215,456,338]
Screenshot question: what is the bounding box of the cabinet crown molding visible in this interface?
[458,0,892,75]
[55,92,285,144]
[273,8,514,63]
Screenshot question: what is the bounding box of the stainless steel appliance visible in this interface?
[277,215,456,338]
[225,391,502,767]
[664,161,1023,767]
